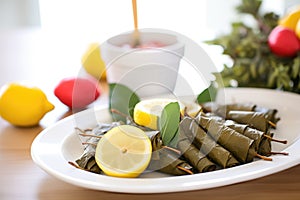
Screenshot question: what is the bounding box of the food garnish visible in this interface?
[95,125,152,178]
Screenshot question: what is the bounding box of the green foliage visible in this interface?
[207,0,300,93]
[236,0,262,16]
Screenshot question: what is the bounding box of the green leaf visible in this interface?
[250,63,257,78]
[236,0,262,17]
[261,12,279,32]
[292,56,300,79]
[267,70,277,88]
[109,83,140,122]
[197,82,218,103]
[159,102,180,147]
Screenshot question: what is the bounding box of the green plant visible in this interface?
[208,0,300,93]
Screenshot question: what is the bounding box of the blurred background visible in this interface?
[0,0,300,91]
[1,0,299,37]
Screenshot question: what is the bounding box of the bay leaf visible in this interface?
[109,83,140,122]
[159,102,180,147]
[197,82,218,103]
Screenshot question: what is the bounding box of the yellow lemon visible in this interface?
[133,98,183,130]
[81,43,106,80]
[296,19,300,39]
[279,6,300,31]
[0,83,54,127]
[95,125,152,178]
[133,98,201,130]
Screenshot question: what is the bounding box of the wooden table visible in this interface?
[1,29,300,200]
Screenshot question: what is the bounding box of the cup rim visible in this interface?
[103,29,185,53]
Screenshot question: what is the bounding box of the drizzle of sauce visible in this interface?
[132,0,140,47]
[132,0,138,31]
[129,0,164,48]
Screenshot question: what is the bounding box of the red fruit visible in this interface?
[54,77,100,109]
[268,26,300,57]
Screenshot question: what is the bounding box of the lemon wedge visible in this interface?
[133,98,201,130]
[133,98,183,130]
[95,125,152,178]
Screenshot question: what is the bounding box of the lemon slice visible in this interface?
[133,98,184,130]
[133,98,201,130]
[95,125,152,178]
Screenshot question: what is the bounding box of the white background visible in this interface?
[0,0,300,94]
[1,0,298,43]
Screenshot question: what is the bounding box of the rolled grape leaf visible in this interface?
[226,122,263,151]
[201,103,280,128]
[227,122,275,156]
[254,106,280,126]
[177,128,217,172]
[227,110,270,132]
[201,102,256,118]
[109,83,140,122]
[180,117,240,168]
[149,148,194,176]
[196,115,256,163]
[149,133,193,175]
[150,132,164,161]
[75,152,101,174]
[257,132,273,156]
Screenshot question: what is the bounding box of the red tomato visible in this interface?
[268,26,300,57]
[54,77,100,109]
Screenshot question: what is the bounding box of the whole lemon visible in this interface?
[296,19,300,39]
[0,83,54,127]
[81,43,106,80]
[279,6,300,31]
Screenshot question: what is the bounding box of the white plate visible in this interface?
[31,88,300,193]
